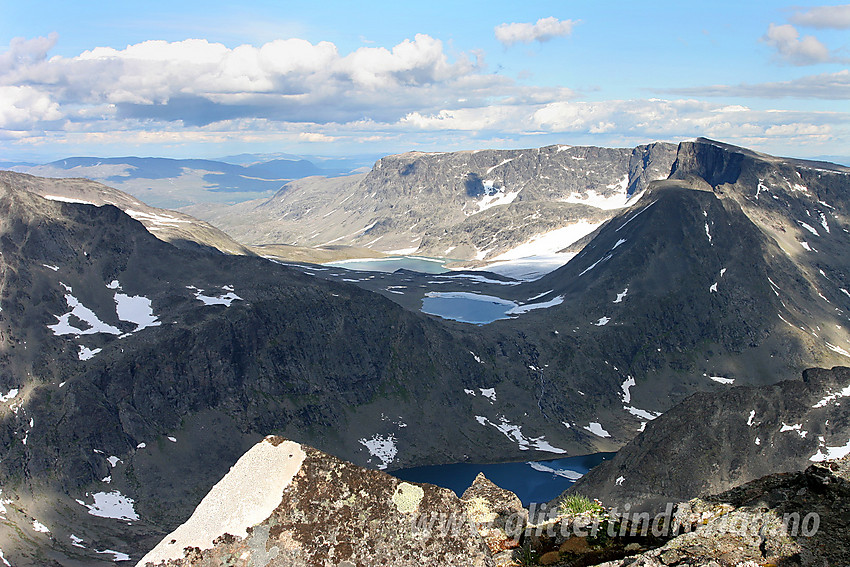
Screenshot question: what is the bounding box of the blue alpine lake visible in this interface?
[420,292,519,324]
[391,453,614,506]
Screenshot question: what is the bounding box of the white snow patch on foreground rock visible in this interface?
[139,437,306,566]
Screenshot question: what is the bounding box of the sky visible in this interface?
[1,1,849,162]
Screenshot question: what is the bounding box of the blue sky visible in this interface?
[1,1,848,161]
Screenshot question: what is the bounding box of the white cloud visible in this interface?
[0,33,58,73]
[0,86,63,128]
[495,17,578,46]
[762,23,831,65]
[0,34,491,127]
[1,33,848,160]
[658,70,850,99]
[531,98,842,144]
[790,4,850,29]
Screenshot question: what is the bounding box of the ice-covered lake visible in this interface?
[391,452,614,506]
[421,291,564,325]
[325,256,449,274]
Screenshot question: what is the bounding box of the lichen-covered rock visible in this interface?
[139,436,495,567]
[596,455,850,566]
[461,472,527,557]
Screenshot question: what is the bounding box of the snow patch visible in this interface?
[624,406,661,420]
[480,388,496,402]
[780,422,808,438]
[507,296,564,314]
[96,549,130,562]
[583,422,611,438]
[561,187,631,210]
[359,434,398,469]
[747,410,756,426]
[812,383,850,408]
[620,377,635,404]
[125,209,191,227]
[44,195,95,205]
[114,292,160,331]
[487,221,602,262]
[77,345,102,360]
[70,535,86,548]
[613,288,628,303]
[826,342,850,358]
[48,286,121,336]
[187,286,243,307]
[82,491,139,521]
[528,461,583,480]
[0,389,18,403]
[798,221,819,236]
[32,520,50,533]
[710,376,734,385]
[475,415,566,453]
[594,317,610,326]
[475,185,521,213]
[811,438,850,462]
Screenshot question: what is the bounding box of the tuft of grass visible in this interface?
[514,541,538,565]
[559,494,603,515]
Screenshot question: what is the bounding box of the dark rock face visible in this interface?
[563,367,850,514]
[140,436,495,567]
[598,455,850,566]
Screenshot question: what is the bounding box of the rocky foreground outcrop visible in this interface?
[139,435,850,567]
[138,436,495,567]
[596,455,850,566]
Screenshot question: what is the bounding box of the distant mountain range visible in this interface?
[1,153,381,209]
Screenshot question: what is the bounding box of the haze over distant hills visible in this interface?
[3,153,382,209]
